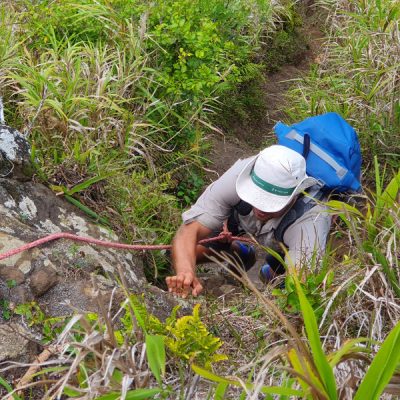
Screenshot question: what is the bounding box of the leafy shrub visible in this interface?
[118,297,227,368]
[147,0,246,100]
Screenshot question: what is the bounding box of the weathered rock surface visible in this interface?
[0,323,37,362]
[0,124,33,180]
[0,177,146,309]
[0,124,181,365]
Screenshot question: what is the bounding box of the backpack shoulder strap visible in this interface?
[274,187,325,244]
[234,199,253,216]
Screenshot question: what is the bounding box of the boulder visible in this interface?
[0,124,33,180]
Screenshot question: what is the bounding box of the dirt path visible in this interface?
[201,16,325,294]
[206,22,324,180]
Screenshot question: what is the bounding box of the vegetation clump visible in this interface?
[0,0,399,398]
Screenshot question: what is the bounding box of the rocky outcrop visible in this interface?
[0,177,147,315]
[0,124,33,181]
[0,124,180,365]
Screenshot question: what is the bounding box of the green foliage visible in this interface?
[121,298,227,368]
[0,299,11,320]
[163,304,227,368]
[147,0,247,100]
[272,267,335,321]
[0,376,22,400]
[0,0,293,283]
[19,0,141,47]
[354,322,400,400]
[192,364,304,397]
[145,335,166,384]
[326,167,400,297]
[14,302,65,342]
[95,388,164,400]
[176,170,204,206]
[292,273,338,399]
[284,271,400,400]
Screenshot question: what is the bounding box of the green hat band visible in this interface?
[250,169,296,196]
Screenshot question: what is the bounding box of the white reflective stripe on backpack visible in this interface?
[286,130,348,179]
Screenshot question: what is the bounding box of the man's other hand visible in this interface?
[165,271,203,298]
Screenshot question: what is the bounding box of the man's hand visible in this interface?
[166,271,203,298]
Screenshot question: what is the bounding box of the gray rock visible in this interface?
[30,265,59,297]
[0,323,32,362]
[0,178,147,295]
[0,125,33,180]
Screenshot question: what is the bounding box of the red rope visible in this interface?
[0,232,255,261]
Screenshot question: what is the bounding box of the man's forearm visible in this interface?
[171,221,213,273]
[171,224,198,274]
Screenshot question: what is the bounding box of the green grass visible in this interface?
[285,0,400,173]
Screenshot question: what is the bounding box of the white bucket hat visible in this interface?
[236,145,317,213]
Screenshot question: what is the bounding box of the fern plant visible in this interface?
[121,297,227,368]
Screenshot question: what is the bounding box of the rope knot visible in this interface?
[219,220,233,243]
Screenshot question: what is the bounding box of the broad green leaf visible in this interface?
[96,388,162,400]
[354,322,400,400]
[328,338,369,367]
[65,173,113,195]
[127,295,147,332]
[294,275,337,399]
[192,364,304,397]
[145,334,166,384]
[62,387,81,397]
[287,347,326,395]
[325,200,363,217]
[373,169,400,222]
[214,382,228,400]
[126,388,163,400]
[92,392,119,400]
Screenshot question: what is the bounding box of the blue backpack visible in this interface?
[274,112,362,193]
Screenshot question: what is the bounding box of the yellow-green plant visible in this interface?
[121,296,227,369]
[163,304,227,368]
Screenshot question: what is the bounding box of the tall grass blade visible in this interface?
[96,388,162,400]
[0,376,22,400]
[65,173,113,195]
[191,364,304,397]
[145,334,166,384]
[214,382,228,400]
[354,322,400,400]
[287,347,326,397]
[373,169,400,222]
[293,275,337,399]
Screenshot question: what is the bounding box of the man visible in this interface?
[166,145,332,298]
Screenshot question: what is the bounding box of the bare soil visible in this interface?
[205,23,324,180]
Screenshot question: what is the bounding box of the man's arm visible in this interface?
[283,203,332,268]
[166,221,213,298]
